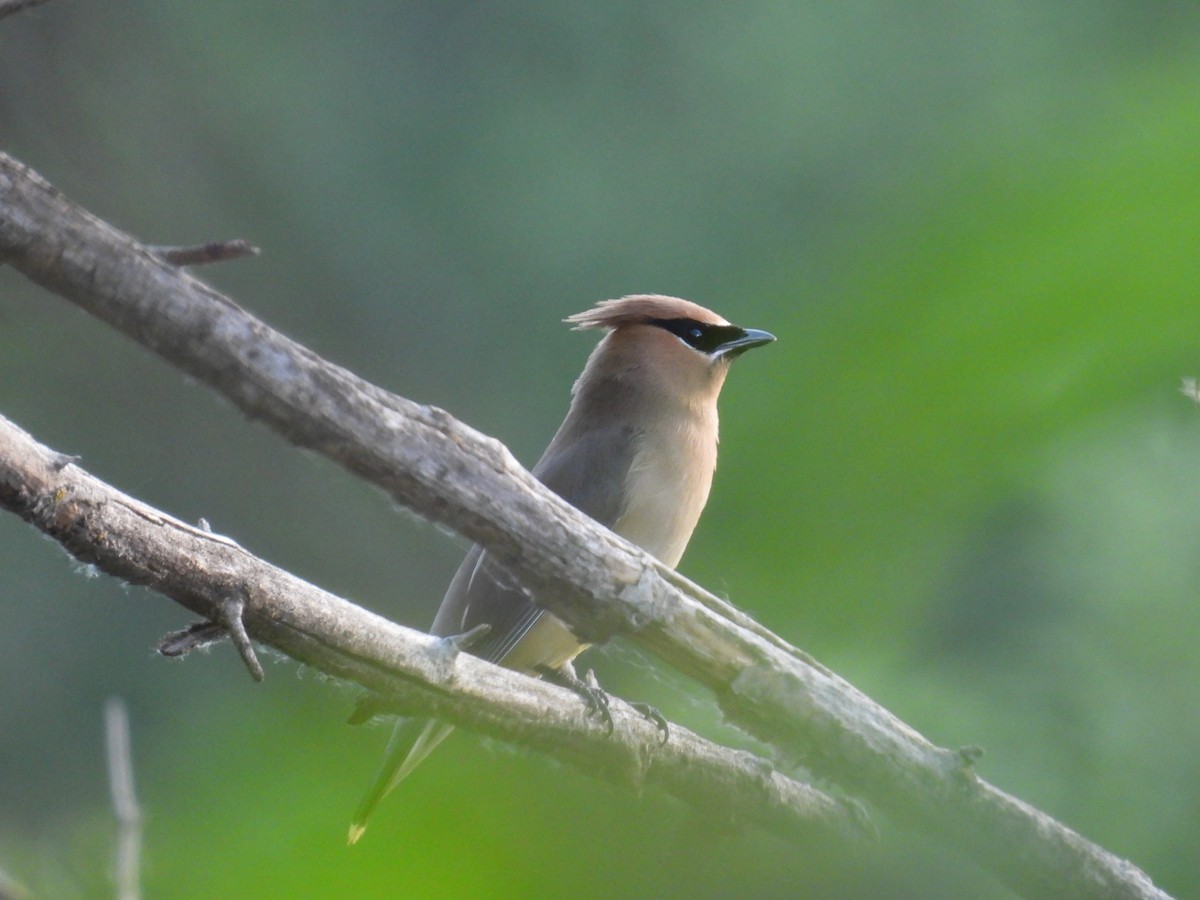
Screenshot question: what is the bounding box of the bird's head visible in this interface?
[566,294,775,401]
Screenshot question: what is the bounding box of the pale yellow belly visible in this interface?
[499,612,587,673]
[613,429,715,567]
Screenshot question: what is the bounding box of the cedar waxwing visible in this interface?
[348,294,774,843]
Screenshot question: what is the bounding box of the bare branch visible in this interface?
[217,587,265,681]
[0,412,859,846]
[105,698,142,900]
[156,620,228,657]
[149,240,259,267]
[0,0,53,23]
[0,152,1171,898]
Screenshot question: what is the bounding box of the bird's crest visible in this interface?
[566,294,729,331]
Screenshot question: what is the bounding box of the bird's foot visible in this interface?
[629,702,670,744]
[535,663,614,734]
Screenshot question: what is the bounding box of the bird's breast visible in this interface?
[613,421,717,568]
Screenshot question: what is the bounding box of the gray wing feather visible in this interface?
[532,422,641,527]
[350,419,641,837]
[433,422,641,663]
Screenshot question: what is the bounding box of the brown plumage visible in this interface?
[349,295,774,843]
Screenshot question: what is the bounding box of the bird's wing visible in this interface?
[349,424,643,839]
[433,422,642,664]
[532,421,642,527]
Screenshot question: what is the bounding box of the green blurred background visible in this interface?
[3,2,1200,897]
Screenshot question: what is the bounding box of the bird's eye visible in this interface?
[652,318,720,351]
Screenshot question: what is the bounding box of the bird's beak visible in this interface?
[716,328,776,359]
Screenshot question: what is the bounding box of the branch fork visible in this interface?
[0,150,1171,900]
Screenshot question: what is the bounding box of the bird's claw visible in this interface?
[629,702,670,744]
[581,682,613,733]
[535,664,614,734]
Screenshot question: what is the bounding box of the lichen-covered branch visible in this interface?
[0,152,1170,899]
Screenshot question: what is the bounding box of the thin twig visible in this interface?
[0,0,54,23]
[105,698,142,900]
[149,240,259,267]
[220,587,265,681]
[156,620,228,657]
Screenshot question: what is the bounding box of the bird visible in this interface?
[348,294,774,843]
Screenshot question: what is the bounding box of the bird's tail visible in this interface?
[347,717,455,844]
